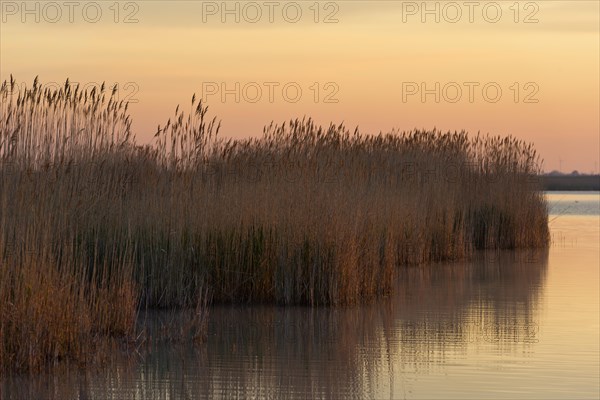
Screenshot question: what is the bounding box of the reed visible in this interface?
[0,77,549,371]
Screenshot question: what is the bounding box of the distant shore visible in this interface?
[541,175,600,191]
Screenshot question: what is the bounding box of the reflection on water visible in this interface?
[2,193,598,399]
[1,252,549,399]
[547,191,600,216]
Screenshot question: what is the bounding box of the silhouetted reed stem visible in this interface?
[0,77,549,371]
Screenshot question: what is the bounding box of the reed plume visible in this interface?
[0,77,549,371]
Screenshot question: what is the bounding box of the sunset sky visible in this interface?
[1,1,598,172]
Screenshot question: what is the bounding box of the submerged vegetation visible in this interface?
[0,77,549,371]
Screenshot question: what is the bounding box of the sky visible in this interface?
[1,1,598,173]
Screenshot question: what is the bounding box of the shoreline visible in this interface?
[541,175,600,191]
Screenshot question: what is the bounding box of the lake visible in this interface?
[2,192,599,399]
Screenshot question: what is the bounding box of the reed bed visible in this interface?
[0,77,549,371]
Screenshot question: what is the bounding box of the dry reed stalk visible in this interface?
[0,77,549,371]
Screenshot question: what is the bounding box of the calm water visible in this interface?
[2,192,599,399]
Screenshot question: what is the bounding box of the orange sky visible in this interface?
[1,1,598,172]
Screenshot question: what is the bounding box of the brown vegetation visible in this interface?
[0,77,549,371]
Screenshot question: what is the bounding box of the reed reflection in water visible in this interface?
[2,250,547,399]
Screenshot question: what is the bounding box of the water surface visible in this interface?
[2,192,599,399]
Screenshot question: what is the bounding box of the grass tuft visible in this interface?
[0,77,549,371]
